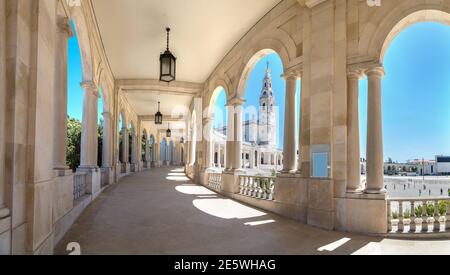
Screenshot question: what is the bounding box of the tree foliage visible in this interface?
[67,117,82,171]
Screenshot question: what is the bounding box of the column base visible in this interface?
[364,188,387,195]
[281,169,298,175]
[346,188,363,194]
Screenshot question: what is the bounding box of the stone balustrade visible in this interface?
[73,172,87,201]
[387,197,450,234]
[207,173,222,192]
[239,175,275,201]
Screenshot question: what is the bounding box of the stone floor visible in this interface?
[55,167,450,255]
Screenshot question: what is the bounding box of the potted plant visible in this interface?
[426,203,435,227]
[391,211,399,228]
[403,209,411,227]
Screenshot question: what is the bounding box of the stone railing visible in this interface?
[239,175,275,201]
[73,172,87,201]
[207,173,222,192]
[387,197,450,234]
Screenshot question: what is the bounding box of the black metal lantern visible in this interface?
[160,27,176,83]
[155,101,163,125]
[166,123,172,138]
[180,137,184,144]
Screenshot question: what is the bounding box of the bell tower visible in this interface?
[258,62,277,147]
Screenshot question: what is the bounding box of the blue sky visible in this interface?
[359,22,450,163]
[68,22,450,162]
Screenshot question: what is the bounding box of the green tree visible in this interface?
[97,123,103,167]
[67,117,82,171]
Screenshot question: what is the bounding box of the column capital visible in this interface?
[81,81,99,96]
[365,65,385,78]
[57,17,74,37]
[347,69,364,79]
[282,69,301,80]
[226,96,246,107]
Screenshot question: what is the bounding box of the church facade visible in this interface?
[212,65,283,172]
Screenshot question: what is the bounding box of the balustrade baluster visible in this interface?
[434,200,441,232]
[409,201,416,233]
[422,201,428,233]
[398,201,404,233]
[387,201,392,232]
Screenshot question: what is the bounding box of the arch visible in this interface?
[207,86,228,119]
[161,138,168,162]
[236,40,290,99]
[169,140,174,163]
[68,6,94,82]
[360,2,450,63]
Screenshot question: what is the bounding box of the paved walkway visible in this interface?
[55,167,450,255]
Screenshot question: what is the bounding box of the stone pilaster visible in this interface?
[53,17,73,173]
[102,112,113,168]
[121,127,128,164]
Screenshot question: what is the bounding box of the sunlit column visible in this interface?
[347,70,362,193]
[365,66,386,194]
[53,17,73,171]
[132,134,138,164]
[233,104,243,170]
[282,72,298,173]
[225,104,234,170]
[79,81,99,169]
[121,127,128,163]
[102,112,113,168]
[145,139,150,162]
[205,117,214,168]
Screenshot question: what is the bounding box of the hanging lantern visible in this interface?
[160,27,176,83]
[166,123,172,138]
[180,137,184,144]
[155,101,163,125]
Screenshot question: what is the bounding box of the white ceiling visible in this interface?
[92,0,281,83]
[123,91,193,116]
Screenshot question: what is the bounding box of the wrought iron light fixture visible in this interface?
[180,137,184,144]
[166,123,172,138]
[160,27,176,83]
[155,101,163,125]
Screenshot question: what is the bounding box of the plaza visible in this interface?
[1,0,450,255]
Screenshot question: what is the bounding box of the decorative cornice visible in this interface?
[304,0,327,9]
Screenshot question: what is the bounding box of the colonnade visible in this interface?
[347,65,386,195]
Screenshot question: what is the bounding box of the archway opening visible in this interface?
[240,51,300,175]
[66,20,83,171]
[359,19,450,201]
[210,87,227,170]
[142,130,147,163]
[161,138,167,165]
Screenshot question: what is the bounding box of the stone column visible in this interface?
[145,139,150,162]
[347,71,362,193]
[79,81,99,169]
[121,127,128,163]
[225,105,234,170]
[365,66,386,194]
[102,112,113,168]
[131,134,137,164]
[205,117,214,168]
[53,18,73,172]
[282,73,298,173]
[232,104,243,171]
[166,143,169,165]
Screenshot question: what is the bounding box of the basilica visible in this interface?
[212,64,283,172]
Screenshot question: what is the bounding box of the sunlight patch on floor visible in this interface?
[166,176,191,182]
[317,238,351,252]
[244,220,276,226]
[193,198,267,220]
[176,185,217,195]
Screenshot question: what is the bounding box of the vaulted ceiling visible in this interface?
[91,0,282,83]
